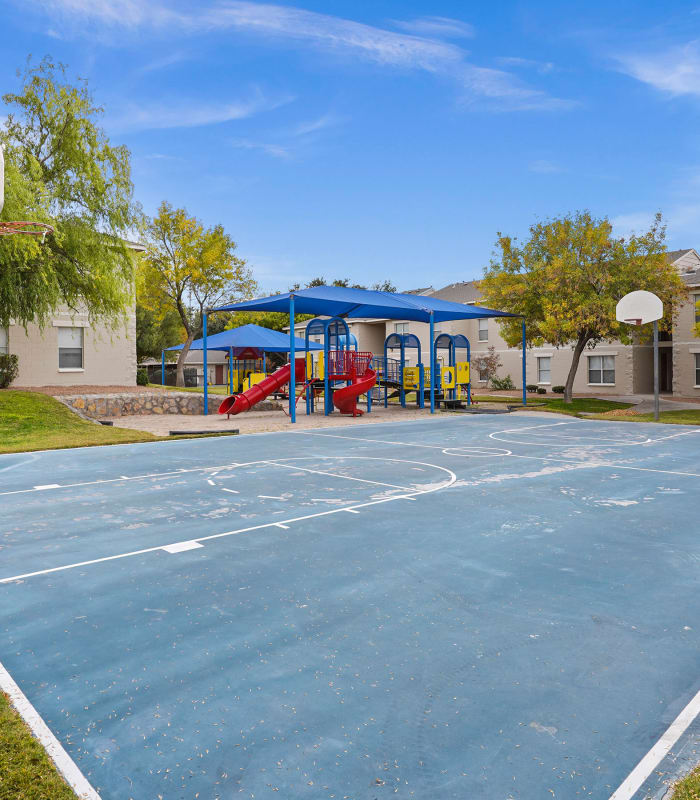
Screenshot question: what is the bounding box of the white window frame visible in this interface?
[587,354,615,385]
[694,293,700,326]
[537,356,551,385]
[695,353,700,388]
[0,327,8,356]
[478,318,488,341]
[394,323,408,335]
[58,326,84,371]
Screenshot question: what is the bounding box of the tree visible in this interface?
[139,202,257,386]
[0,57,141,329]
[480,212,687,402]
[135,302,184,363]
[471,346,502,388]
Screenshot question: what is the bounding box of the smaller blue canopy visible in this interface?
[166,323,323,354]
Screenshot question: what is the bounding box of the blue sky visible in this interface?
[3,1,700,292]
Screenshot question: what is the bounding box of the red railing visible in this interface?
[327,350,373,378]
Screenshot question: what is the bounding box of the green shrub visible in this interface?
[537,387,547,394]
[136,367,149,386]
[0,354,19,388]
[552,385,565,394]
[491,374,516,390]
[526,384,539,393]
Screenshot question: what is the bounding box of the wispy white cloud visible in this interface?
[230,139,290,158]
[108,90,293,132]
[136,50,191,74]
[497,56,555,75]
[529,159,563,174]
[392,16,475,40]
[616,40,700,97]
[293,113,342,136]
[30,0,573,112]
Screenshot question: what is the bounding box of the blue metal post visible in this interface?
[383,340,389,408]
[263,351,267,376]
[429,313,435,414]
[203,312,208,415]
[521,319,527,407]
[289,295,296,423]
[229,347,234,394]
[400,339,406,408]
[161,350,165,386]
[466,339,471,406]
[418,363,424,408]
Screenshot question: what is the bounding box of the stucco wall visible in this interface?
[8,307,136,387]
[672,285,700,396]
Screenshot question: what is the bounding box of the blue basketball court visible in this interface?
[1,414,699,799]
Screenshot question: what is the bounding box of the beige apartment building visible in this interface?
[2,240,143,387]
[293,249,700,398]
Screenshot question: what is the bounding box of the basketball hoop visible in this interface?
[0,220,54,242]
[623,318,642,326]
[0,147,54,243]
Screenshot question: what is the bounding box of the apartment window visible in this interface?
[537,356,551,384]
[394,323,408,335]
[0,327,7,356]
[588,354,615,385]
[694,294,700,325]
[695,354,700,387]
[58,326,84,369]
[478,318,488,341]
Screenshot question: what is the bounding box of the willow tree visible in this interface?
[139,202,257,386]
[480,212,687,402]
[0,58,141,330]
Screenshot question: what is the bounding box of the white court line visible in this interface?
[0,458,456,584]
[609,688,700,800]
[264,460,412,492]
[0,662,101,800]
[305,432,700,479]
[0,462,244,498]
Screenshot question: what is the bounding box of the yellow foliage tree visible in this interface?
[139,202,257,386]
[480,212,687,402]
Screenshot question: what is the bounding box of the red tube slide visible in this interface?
[333,369,377,416]
[219,358,307,416]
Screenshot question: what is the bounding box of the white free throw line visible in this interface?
[609,688,700,800]
[264,460,413,492]
[0,662,101,800]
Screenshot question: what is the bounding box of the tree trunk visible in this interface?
[563,334,590,403]
[176,332,195,387]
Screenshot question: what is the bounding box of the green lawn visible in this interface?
[671,765,700,799]
[471,394,633,417]
[0,391,158,454]
[0,692,76,800]
[590,408,700,425]
[150,383,230,395]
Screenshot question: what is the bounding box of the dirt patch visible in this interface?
[110,403,440,436]
[598,408,644,417]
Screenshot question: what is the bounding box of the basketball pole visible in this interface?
[653,319,659,422]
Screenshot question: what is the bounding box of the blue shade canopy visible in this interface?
[213,285,517,323]
[166,323,323,353]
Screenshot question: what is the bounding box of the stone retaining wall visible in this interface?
[58,392,223,418]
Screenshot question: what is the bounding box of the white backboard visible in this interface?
[616,290,663,325]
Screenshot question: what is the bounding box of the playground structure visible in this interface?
[219,317,378,418]
[302,317,376,417]
[208,285,523,422]
[375,331,471,410]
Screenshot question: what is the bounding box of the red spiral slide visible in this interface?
[219,358,307,416]
[332,368,377,416]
